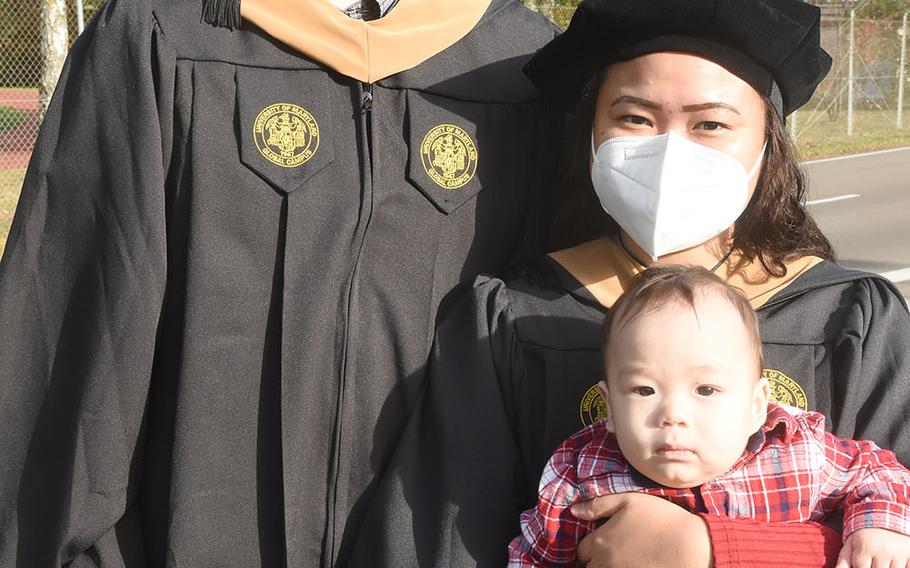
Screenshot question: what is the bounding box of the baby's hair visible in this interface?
[602,265,764,376]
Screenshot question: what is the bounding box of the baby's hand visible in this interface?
[835,527,910,568]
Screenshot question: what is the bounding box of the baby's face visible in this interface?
[604,293,768,489]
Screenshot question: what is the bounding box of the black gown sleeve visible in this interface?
[0,0,175,564]
[347,276,527,568]
[830,277,910,466]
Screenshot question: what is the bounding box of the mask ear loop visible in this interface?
[618,229,733,272]
[710,248,735,273]
[747,142,768,179]
[616,233,650,269]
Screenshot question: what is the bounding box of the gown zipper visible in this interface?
[360,83,374,113]
[324,80,375,568]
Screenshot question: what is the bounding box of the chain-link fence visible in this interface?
[0,0,105,253]
[792,4,910,155]
[1,0,41,252]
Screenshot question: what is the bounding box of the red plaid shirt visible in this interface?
[509,403,910,567]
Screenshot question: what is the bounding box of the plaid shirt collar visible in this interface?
[734,403,810,469]
[755,403,808,446]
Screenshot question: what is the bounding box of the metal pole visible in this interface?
[848,9,855,136]
[76,0,85,34]
[898,12,908,129]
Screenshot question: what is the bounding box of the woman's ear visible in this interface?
[751,376,771,432]
[597,380,614,432]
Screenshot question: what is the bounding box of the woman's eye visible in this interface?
[631,386,655,396]
[695,386,718,396]
[696,121,725,131]
[621,115,652,127]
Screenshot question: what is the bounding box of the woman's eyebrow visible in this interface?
[610,95,662,109]
[609,97,740,115]
[681,102,740,114]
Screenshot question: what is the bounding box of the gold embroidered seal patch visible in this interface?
[253,103,320,168]
[579,384,609,427]
[420,124,478,190]
[763,369,808,410]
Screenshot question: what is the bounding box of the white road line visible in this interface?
[879,267,910,284]
[805,194,860,206]
[803,146,910,165]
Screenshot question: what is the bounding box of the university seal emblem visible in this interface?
[763,369,808,410]
[253,103,320,168]
[420,124,478,190]
[579,384,608,427]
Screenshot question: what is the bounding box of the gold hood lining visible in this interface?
[241,0,493,83]
[549,238,823,310]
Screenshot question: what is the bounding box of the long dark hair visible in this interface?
[522,71,835,279]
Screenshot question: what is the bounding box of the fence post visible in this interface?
[848,9,855,137]
[898,12,908,129]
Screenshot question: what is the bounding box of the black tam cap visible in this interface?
[524,0,833,119]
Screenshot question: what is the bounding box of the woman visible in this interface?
[348,0,910,566]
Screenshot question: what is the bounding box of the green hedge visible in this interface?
[0,106,29,133]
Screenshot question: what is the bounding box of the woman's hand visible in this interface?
[572,493,713,568]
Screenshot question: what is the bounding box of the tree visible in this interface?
[860,0,910,18]
[39,0,68,119]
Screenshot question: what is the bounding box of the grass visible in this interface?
[793,108,910,159]
[0,168,24,258]
[0,106,29,133]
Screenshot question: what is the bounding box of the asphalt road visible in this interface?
[803,147,910,300]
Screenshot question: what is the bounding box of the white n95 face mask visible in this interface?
[590,130,765,260]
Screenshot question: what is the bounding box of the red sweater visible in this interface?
[703,515,841,567]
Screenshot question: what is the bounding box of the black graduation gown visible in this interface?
[352,257,910,566]
[0,0,556,565]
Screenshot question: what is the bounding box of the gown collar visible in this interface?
[547,238,823,310]
[240,0,492,83]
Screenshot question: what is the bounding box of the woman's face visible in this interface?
[593,52,768,198]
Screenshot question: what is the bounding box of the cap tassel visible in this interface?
[202,0,241,30]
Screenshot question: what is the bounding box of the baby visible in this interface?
[509,265,910,567]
